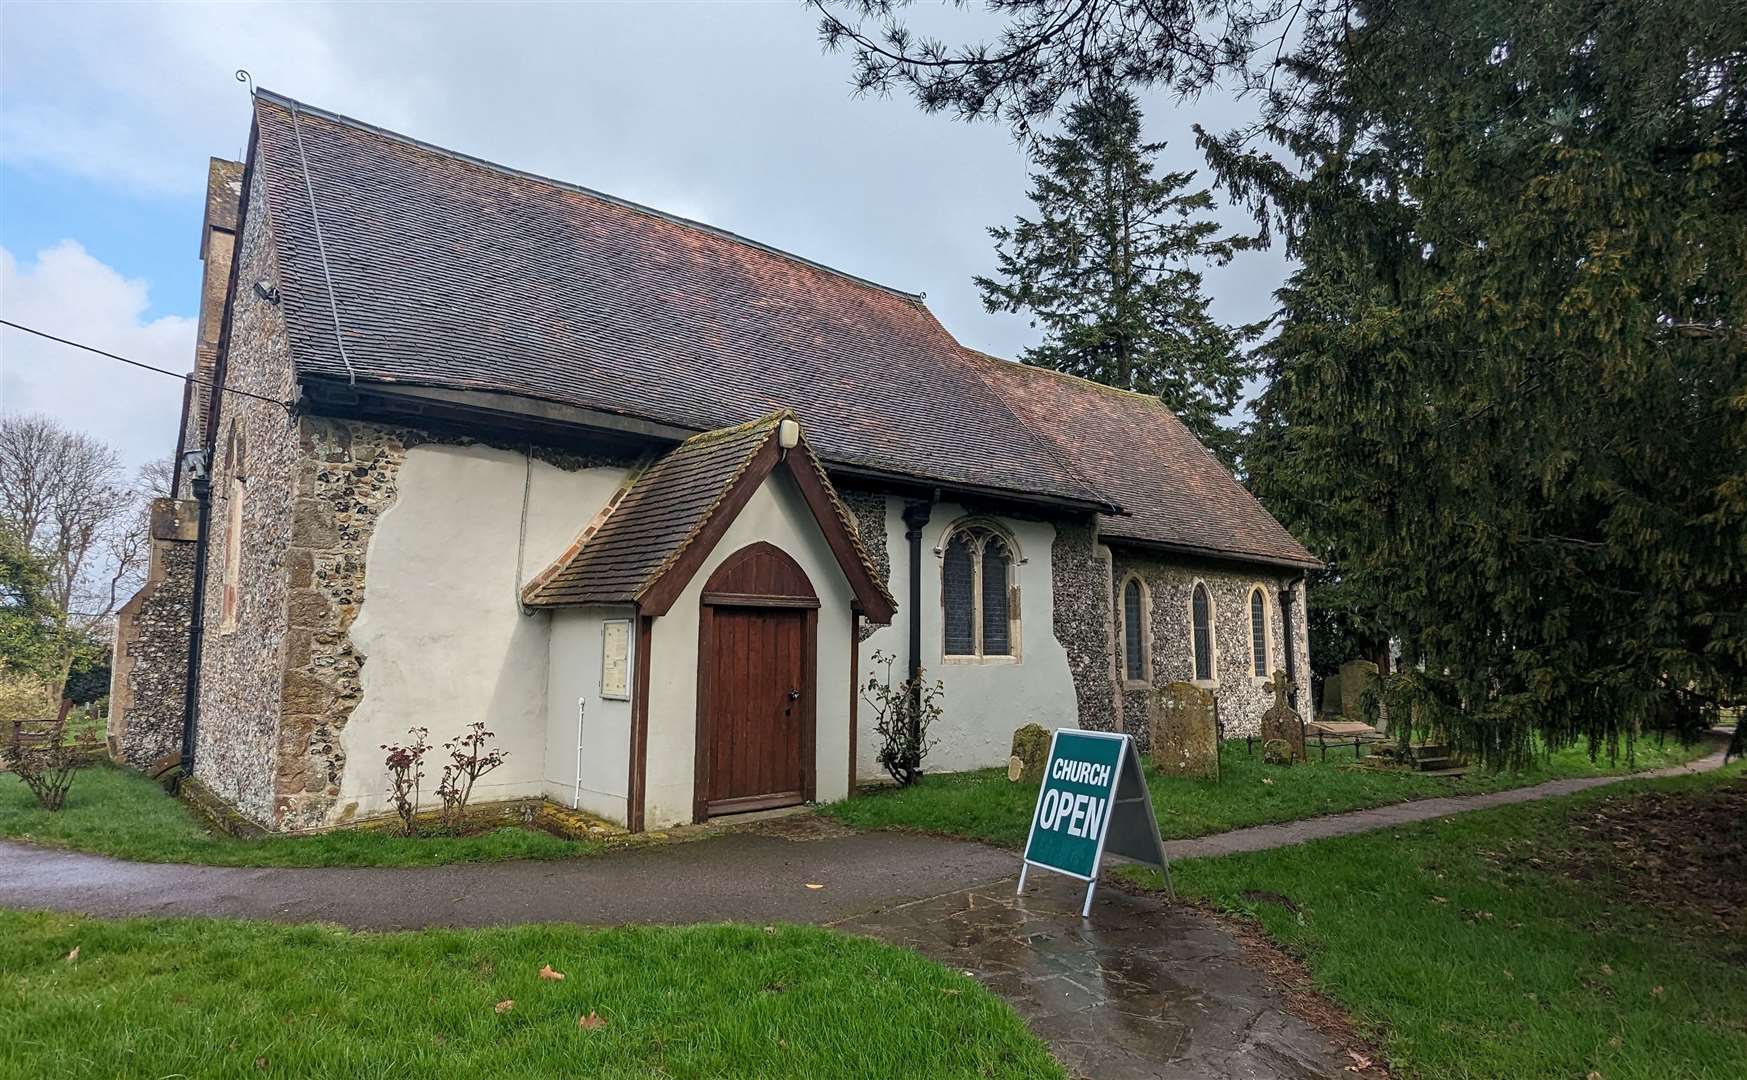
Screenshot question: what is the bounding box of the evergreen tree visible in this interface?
[975,86,1259,463]
[829,0,1747,760]
[1231,0,1747,764]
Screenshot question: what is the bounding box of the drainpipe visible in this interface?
[1279,575,1305,717]
[177,461,214,782]
[901,500,933,718]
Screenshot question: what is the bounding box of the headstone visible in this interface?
[1008,723,1051,782]
[1148,682,1220,781]
[1258,671,1306,763]
[1319,672,1344,719]
[1340,660,1380,725]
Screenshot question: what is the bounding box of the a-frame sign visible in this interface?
[1018,728,1174,916]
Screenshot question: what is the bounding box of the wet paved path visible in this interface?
[835,874,1357,1080]
[2,750,1728,1079]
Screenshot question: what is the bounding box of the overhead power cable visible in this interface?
[0,318,295,411]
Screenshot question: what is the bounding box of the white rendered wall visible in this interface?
[543,606,635,824]
[643,470,855,830]
[857,499,1080,780]
[334,443,628,821]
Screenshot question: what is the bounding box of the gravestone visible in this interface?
[1319,671,1344,718]
[1008,723,1051,782]
[1340,659,1380,726]
[1258,671,1306,764]
[1148,682,1220,780]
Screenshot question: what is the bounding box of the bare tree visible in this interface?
[0,414,151,688]
[137,456,175,500]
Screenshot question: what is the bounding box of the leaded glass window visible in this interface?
[1250,588,1269,677]
[1123,578,1147,682]
[940,523,1018,659]
[1191,583,1214,681]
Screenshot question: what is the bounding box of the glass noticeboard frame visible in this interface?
[600,619,632,701]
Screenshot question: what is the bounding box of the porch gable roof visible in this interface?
[521,412,895,623]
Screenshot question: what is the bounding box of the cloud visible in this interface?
[0,241,194,472]
[2,2,1289,370]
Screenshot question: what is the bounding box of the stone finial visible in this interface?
[1265,670,1294,712]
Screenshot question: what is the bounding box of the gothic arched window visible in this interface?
[941,522,1019,659]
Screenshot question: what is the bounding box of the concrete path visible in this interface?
[1160,747,1728,861]
[0,817,1014,929]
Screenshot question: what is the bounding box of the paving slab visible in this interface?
[834,872,1360,1079]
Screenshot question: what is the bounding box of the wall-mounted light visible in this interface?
[778,418,800,449]
[253,280,280,305]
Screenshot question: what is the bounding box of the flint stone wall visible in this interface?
[191,168,298,827]
[108,499,200,770]
[1111,556,1311,742]
[1050,521,1118,733]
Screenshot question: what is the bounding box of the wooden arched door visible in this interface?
[693,542,818,821]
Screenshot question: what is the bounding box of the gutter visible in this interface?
[176,470,212,778]
[1107,534,1323,573]
[901,498,935,717]
[299,374,1124,519]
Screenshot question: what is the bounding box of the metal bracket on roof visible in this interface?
[235,69,255,96]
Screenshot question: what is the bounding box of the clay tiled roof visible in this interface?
[248,91,1108,510]
[969,355,1319,568]
[523,416,777,607]
[246,89,1314,570]
[521,413,895,616]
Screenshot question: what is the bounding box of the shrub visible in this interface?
[2,673,81,811]
[380,728,430,836]
[861,650,943,787]
[434,722,507,832]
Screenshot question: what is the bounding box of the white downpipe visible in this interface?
[573,697,586,810]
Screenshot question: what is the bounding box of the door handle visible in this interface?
[787,688,801,701]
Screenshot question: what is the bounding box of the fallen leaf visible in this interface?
[64,946,79,963]
[1588,1072,1603,1080]
[539,964,565,981]
[1600,964,1613,976]
[1261,778,1275,785]
[1651,986,1664,998]
[495,999,515,1014]
[1431,896,1449,904]
[939,987,962,996]
[577,1010,607,1030]
[763,925,776,935]
[255,1056,270,1071]
[804,883,824,890]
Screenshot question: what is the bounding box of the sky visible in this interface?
[0,1,1291,476]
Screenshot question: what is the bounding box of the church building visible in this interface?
[108,90,1318,833]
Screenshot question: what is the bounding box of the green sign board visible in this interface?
[1019,729,1173,915]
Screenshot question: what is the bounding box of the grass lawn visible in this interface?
[0,912,1061,1079]
[823,736,1713,848]
[0,765,598,867]
[1128,766,1747,1080]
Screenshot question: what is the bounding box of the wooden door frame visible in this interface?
[692,544,819,823]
